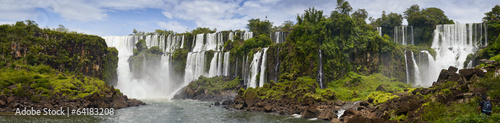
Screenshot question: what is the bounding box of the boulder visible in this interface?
[459,68,486,81]
[302,105,320,118]
[214,102,220,106]
[317,109,335,120]
[243,89,258,107]
[448,66,458,73]
[264,105,273,112]
[221,99,233,105]
[234,104,244,109]
[7,96,14,103]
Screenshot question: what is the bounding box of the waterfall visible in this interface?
[394,26,414,45]
[274,32,282,43]
[184,52,206,83]
[410,51,421,86]
[318,38,324,89]
[105,31,268,99]
[419,50,438,87]
[376,27,382,36]
[104,36,183,99]
[223,52,230,76]
[404,50,410,84]
[229,32,234,41]
[259,48,269,87]
[248,49,263,88]
[243,32,253,40]
[208,52,219,77]
[407,23,487,87]
[192,34,205,52]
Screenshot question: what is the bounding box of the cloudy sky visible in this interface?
[1,0,498,36]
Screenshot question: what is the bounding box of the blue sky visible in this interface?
[1,0,498,36]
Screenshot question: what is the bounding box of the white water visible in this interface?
[243,32,253,41]
[410,51,421,86]
[248,49,263,88]
[404,50,410,84]
[394,26,414,45]
[104,36,183,99]
[259,48,269,87]
[223,52,230,76]
[376,27,382,36]
[409,23,487,87]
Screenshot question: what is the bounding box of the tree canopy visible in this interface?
[247,18,273,36]
[483,5,500,22]
[371,11,403,38]
[404,4,454,46]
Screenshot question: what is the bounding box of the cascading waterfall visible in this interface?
[259,48,269,87]
[248,49,263,88]
[104,31,242,99]
[394,26,414,45]
[223,52,230,76]
[376,27,382,36]
[404,50,410,84]
[242,32,253,41]
[104,35,183,99]
[410,51,421,86]
[408,23,487,87]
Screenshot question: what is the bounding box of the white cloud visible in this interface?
[1,0,499,35]
[158,21,189,33]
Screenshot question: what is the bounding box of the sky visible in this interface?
[0,0,498,36]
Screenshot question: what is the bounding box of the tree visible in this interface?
[133,28,138,34]
[351,9,368,25]
[56,24,69,32]
[404,4,453,46]
[297,7,324,25]
[371,11,403,38]
[483,5,500,22]
[246,18,273,36]
[336,0,352,15]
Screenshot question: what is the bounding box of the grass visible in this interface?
[325,72,411,101]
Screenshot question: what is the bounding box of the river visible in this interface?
[0,99,328,123]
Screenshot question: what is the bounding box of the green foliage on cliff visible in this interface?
[248,76,318,101]
[172,49,189,75]
[103,47,118,86]
[0,64,112,100]
[278,7,407,85]
[404,5,454,46]
[231,34,272,57]
[0,20,114,81]
[247,18,273,36]
[187,76,242,95]
[371,11,403,38]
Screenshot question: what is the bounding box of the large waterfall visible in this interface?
[246,48,268,88]
[408,23,487,87]
[103,31,270,98]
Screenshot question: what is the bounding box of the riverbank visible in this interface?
[224,67,500,122]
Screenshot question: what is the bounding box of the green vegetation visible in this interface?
[247,18,272,36]
[468,5,500,68]
[247,76,318,101]
[187,76,242,95]
[0,20,116,85]
[370,11,403,38]
[326,73,411,101]
[0,20,119,102]
[404,5,454,46]
[0,64,112,100]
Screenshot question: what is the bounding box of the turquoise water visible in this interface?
[0,99,328,123]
